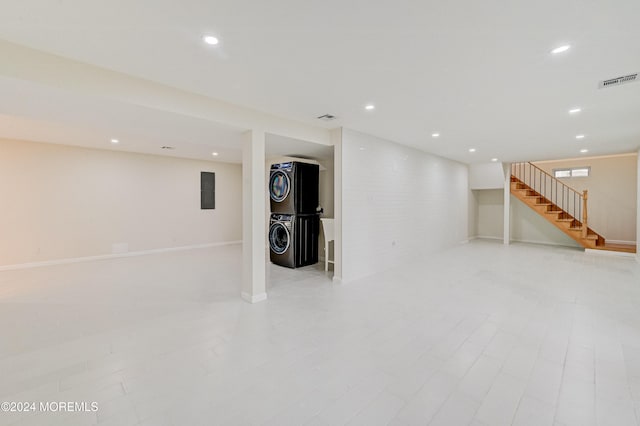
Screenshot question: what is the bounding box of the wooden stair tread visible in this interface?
[535,203,552,206]
[556,219,574,222]
[544,210,562,214]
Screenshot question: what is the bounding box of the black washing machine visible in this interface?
[269,162,319,214]
[269,213,319,268]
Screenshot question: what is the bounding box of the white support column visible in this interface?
[332,128,343,282]
[503,162,511,245]
[637,150,639,262]
[241,130,267,303]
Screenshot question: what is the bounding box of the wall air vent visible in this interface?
[598,73,638,89]
[317,114,337,121]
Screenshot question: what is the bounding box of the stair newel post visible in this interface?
[582,189,588,239]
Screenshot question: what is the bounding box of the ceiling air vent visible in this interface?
[598,73,638,89]
[161,146,175,150]
[317,114,337,121]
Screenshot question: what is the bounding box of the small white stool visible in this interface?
[320,218,335,272]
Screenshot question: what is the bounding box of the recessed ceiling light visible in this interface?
[580,149,589,153]
[364,104,375,111]
[431,133,440,138]
[110,139,119,144]
[491,158,498,162]
[359,147,366,151]
[576,134,585,139]
[203,35,219,45]
[569,108,582,114]
[551,45,571,54]
[212,152,219,156]
[469,148,476,153]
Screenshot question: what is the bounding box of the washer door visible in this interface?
[269,171,290,203]
[269,222,290,255]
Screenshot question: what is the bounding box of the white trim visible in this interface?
[0,241,242,272]
[332,276,342,284]
[585,249,636,259]
[473,236,581,249]
[606,239,637,245]
[241,292,268,303]
[473,236,503,241]
[511,239,582,249]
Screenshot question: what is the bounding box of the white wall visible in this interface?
[0,139,242,266]
[535,154,637,243]
[468,190,478,239]
[637,150,640,260]
[340,129,468,282]
[510,196,580,248]
[469,163,505,189]
[318,161,335,263]
[474,189,504,239]
[319,162,335,218]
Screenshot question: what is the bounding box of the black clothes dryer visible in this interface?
[269,213,319,268]
[269,162,319,214]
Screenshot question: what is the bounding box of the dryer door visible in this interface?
[269,170,291,203]
[269,222,291,255]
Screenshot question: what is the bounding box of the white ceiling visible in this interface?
[1,0,639,163]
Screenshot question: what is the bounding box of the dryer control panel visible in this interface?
[270,162,293,171]
[271,213,293,222]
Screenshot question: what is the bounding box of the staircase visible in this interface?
[510,162,605,249]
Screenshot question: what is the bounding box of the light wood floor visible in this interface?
[592,242,637,254]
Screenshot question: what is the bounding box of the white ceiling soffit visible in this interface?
[0,0,639,163]
[0,74,333,164]
[0,75,246,162]
[0,114,245,163]
[266,133,334,162]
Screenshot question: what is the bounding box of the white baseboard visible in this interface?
[473,236,503,241]
[585,249,637,259]
[0,241,242,272]
[606,240,637,245]
[471,236,581,249]
[241,292,268,303]
[511,238,581,249]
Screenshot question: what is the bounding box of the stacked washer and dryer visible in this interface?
[269,162,320,268]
